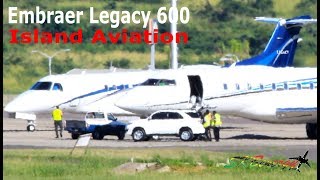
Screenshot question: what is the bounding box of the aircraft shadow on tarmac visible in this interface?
[225,134,308,140]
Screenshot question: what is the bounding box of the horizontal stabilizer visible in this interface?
[255,16,317,26]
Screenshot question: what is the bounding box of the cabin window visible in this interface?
[272,83,276,91]
[223,83,228,90]
[30,81,52,90]
[52,83,63,91]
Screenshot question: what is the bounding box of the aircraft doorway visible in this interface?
[187,75,203,106]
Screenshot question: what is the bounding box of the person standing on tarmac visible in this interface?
[52,106,63,138]
[212,111,222,142]
[203,110,213,141]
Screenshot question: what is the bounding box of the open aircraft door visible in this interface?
[187,75,203,107]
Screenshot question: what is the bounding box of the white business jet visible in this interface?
[115,16,317,139]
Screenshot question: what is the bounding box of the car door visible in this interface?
[147,112,168,134]
[167,112,184,134]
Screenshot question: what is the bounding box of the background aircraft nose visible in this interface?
[115,95,132,111]
[4,101,17,113]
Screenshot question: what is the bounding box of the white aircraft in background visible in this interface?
[4,15,316,132]
[115,66,317,139]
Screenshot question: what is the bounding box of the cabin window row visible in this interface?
[223,82,317,91]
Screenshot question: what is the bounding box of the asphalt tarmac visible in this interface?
[3,112,317,163]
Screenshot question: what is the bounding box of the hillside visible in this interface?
[3,0,317,93]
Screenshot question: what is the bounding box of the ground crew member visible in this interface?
[52,106,63,138]
[203,109,213,141]
[212,111,222,142]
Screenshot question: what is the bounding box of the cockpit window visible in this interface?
[52,83,63,91]
[141,79,176,86]
[30,82,52,90]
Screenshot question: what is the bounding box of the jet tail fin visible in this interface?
[232,15,317,67]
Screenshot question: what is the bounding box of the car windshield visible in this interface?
[107,113,116,121]
[30,81,52,90]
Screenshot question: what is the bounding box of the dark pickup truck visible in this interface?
[64,112,128,140]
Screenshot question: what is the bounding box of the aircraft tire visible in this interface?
[27,125,35,132]
[306,123,317,139]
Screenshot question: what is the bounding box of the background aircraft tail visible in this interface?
[232,15,317,67]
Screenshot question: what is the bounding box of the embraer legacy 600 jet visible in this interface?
[4,15,316,132]
[115,66,317,139]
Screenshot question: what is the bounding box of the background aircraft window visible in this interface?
[297,83,302,90]
[142,79,176,86]
[186,112,200,118]
[223,83,228,90]
[30,82,52,90]
[236,83,240,90]
[158,79,176,86]
[260,84,264,90]
[247,83,251,90]
[52,83,63,91]
[142,79,159,86]
[272,83,276,91]
[168,112,183,119]
[310,83,314,89]
[151,112,167,119]
[284,82,288,90]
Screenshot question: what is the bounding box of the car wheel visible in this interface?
[132,128,146,142]
[117,131,125,140]
[71,133,80,139]
[92,128,104,140]
[179,128,194,141]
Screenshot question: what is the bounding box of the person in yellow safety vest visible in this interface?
[52,106,63,138]
[212,111,222,142]
[203,109,213,141]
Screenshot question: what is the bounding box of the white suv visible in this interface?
[126,110,205,141]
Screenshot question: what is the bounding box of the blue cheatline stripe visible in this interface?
[59,83,140,106]
[276,108,317,112]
